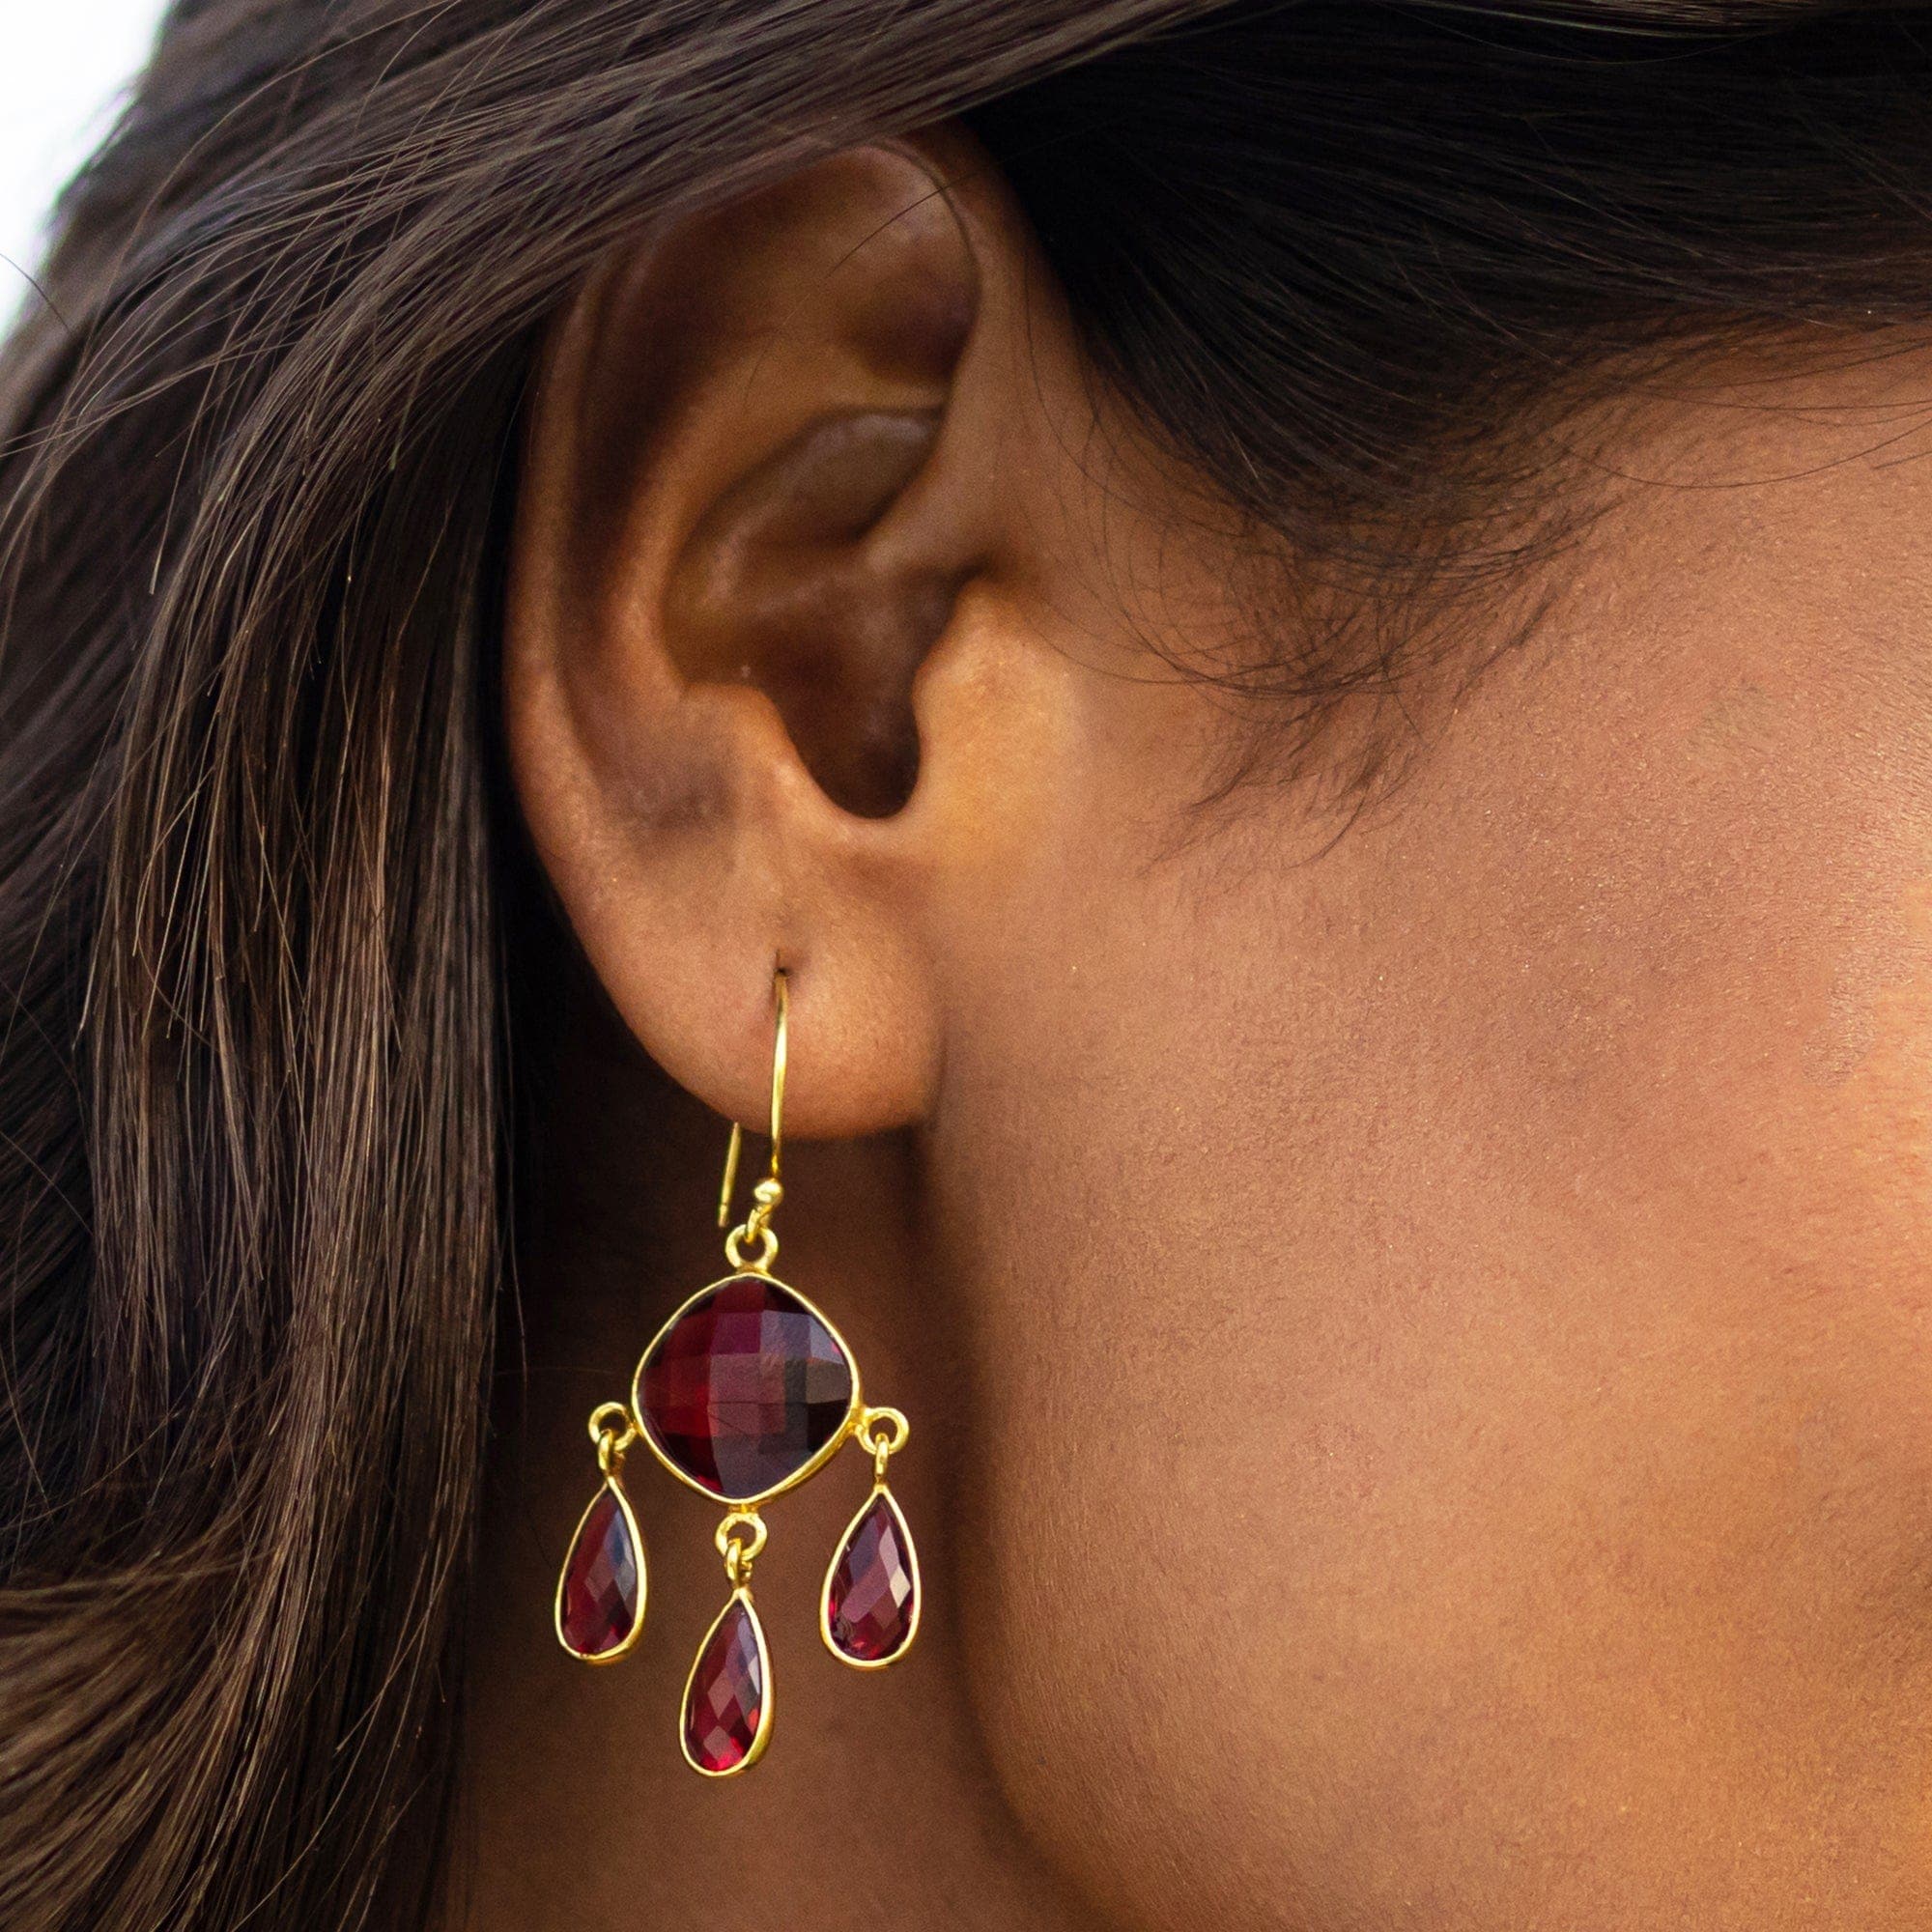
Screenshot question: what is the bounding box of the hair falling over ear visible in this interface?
[1,0,1931,1926]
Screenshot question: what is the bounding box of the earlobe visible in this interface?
[503,139,1003,1136]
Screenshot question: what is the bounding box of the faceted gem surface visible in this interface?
[684,1595,767,1775]
[826,1489,918,1663]
[557,1486,641,1660]
[638,1274,855,1501]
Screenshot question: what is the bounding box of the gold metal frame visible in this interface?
[553,1475,647,1666]
[818,1480,923,1670]
[679,1585,774,1778]
[629,1266,866,1510]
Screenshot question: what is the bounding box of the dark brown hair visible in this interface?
[0,2,1926,1925]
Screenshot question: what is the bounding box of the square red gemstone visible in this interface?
[637,1274,856,1501]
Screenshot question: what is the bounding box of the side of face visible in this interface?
[936,358,1932,1927]
[505,132,1932,1929]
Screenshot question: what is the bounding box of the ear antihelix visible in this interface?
[665,407,955,819]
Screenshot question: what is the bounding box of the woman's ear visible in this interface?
[504,132,1104,1136]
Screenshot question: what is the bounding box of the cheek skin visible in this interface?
[927,398,1932,1930]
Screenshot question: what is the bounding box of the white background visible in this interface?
[0,4,169,317]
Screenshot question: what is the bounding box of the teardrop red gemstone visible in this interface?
[558,1488,641,1660]
[639,1273,856,1502]
[684,1596,768,1775]
[826,1491,918,1663]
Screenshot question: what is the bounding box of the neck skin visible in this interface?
[461,977,1086,1931]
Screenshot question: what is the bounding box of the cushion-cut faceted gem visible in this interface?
[639,1274,855,1501]
[684,1595,767,1775]
[826,1490,918,1663]
[558,1487,641,1659]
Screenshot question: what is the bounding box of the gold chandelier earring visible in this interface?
[553,967,922,1776]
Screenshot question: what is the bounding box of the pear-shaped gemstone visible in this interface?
[682,1592,770,1775]
[824,1488,919,1664]
[556,1484,643,1661]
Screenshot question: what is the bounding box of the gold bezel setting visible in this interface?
[553,1475,647,1666]
[629,1267,865,1510]
[680,1585,774,1777]
[819,1481,922,1670]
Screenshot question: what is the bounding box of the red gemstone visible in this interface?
[684,1595,768,1775]
[558,1486,641,1660]
[825,1489,918,1663]
[638,1274,856,1502]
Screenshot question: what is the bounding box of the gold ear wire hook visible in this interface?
[718,969,788,1249]
[716,1130,741,1232]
